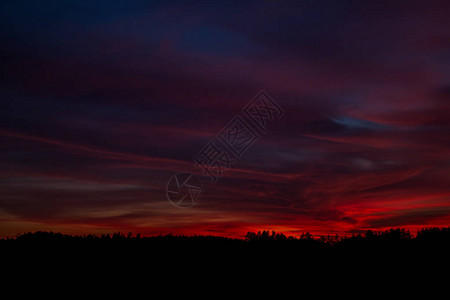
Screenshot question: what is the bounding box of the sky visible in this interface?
[1,0,449,238]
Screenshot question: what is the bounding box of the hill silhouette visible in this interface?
[2,227,449,277]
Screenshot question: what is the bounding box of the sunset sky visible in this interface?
[1,0,449,238]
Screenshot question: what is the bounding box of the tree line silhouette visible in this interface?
[1,227,449,269]
[1,227,449,248]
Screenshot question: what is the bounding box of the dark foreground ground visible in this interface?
[1,228,449,285]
